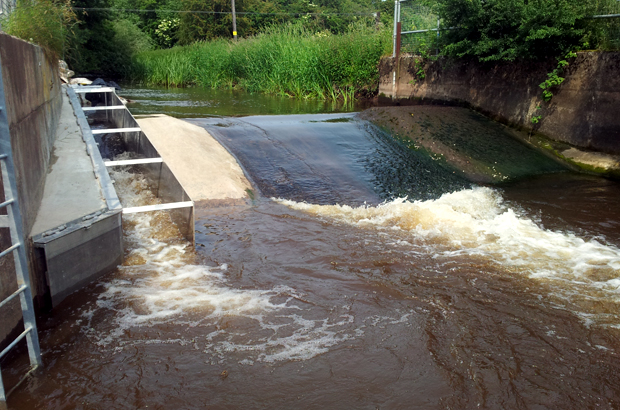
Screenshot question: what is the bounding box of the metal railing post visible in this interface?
[392,0,399,57]
[0,42,43,406]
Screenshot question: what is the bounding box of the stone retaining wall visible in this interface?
[379,52,620,154]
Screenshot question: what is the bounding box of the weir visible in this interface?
[4,80,620,408]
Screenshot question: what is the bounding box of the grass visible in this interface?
[129,23,392,101]
[1,0,75,59]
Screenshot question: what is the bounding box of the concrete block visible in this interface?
[33,211,122,306]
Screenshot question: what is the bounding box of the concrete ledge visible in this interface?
[66,87,121,211]
[135,114,252,201]
[33,211,122,306]
[29,86,124,307]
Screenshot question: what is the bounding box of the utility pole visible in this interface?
[231,0,237,41]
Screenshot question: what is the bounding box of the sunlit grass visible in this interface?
[130,23,392,101]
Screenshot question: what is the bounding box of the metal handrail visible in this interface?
[0,285,26,309]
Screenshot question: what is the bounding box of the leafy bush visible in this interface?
[1,0,76,59]
[113,19,154,55]
[437,0,588,61]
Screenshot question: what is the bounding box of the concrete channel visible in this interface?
[0,34,255,403]
[28,83,254,308]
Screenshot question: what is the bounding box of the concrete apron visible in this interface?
[378,53,620,177]
[30,86,122,307]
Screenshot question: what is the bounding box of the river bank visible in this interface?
[361,105,620,181]
[128,24,391,101]
[379,52,620,164]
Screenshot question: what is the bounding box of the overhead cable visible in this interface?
[72,7,377,16]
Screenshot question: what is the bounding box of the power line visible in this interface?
[72,7,377,16]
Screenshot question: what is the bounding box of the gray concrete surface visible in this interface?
[0,33,63,319]
[28,86,124,307]
[33,210,122,307]
[31,88,107,236]
[562,148,620,171]
[136,114,252,201]
[1,33,62,236]
[1,33,63,348]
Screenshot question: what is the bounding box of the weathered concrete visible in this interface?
[136,114,252,201]
[379,52,620,155]
[559,147,620,175]
[0,33,62,350]
[33,210,122,306]
[31,88,107,236]
[0,33,62,234]
[30,87,123,307]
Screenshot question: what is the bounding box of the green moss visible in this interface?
[245,188,255,200]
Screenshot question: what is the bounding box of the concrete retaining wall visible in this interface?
[0,33,62,348]
[379,52,620,154]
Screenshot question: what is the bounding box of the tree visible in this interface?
[178,0,281,45]
[437,0,588,61]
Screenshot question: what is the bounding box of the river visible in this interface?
[6,87,620,409]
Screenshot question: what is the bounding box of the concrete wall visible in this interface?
[1,33,62,233]
[379,52,620,154]
[0,33,62,348]
[33,210,123,306]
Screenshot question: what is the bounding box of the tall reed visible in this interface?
[1,0,76,59]
[130,23,392,100]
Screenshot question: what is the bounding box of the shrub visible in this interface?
[437,0,588,61]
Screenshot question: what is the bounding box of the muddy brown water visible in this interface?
[5,108,620,409]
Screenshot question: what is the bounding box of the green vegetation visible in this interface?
[539,51,578,102]
[398,1,441,56]
[1,0,76,58]
[67,0,155,76]
[131,23,391,100]
[434,0,620,62]
[436,0,588,62]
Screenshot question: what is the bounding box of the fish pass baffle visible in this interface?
[72,85,195,245]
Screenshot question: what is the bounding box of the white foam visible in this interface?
[277,187,620,321]
[83,168,417,363]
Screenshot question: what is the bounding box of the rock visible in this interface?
[107,80,122,91]
[58,60,74,83]
[79,94,92,107]
[70,77,93,86]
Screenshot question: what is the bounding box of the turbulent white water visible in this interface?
[82,169,415,363]
[277,187,620,323]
